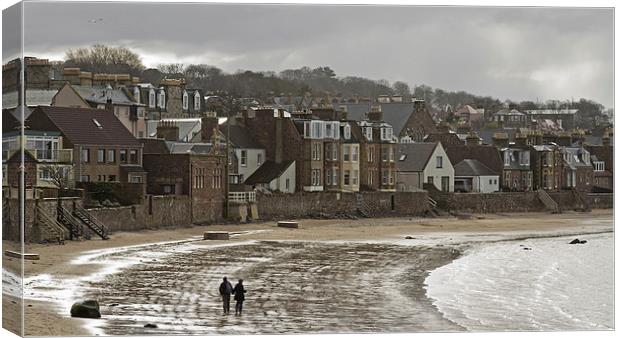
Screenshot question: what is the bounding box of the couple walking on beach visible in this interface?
[219,277,246,316]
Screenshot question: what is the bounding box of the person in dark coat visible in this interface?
[219,277,233,314]
[232,279,246,316]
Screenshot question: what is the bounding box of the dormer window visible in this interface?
[133,87,140,103]
[343,124,351,140]
[148,89,156,108]
[158,89,166,109]
[194,91,201,110]
[365,127,373,141]
[594,161,605,171]
[182,91,189,110]
[504,151,510,166]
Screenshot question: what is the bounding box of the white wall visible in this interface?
[422,143,455,192]
[269,161,296,193]
[476,175,500,193]
[237,148,266,183]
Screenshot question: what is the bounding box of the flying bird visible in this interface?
[88,18,104,24]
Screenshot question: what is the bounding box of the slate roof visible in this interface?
[445,145,503,175]
[73,86,142,106]
[396,142,438,172]
[2,109,21,133]
[454,159,498,177]
[524,109,578,116]
[27,106,140,146]
[586,145,613,173]
[336,102,416,136]
[146,118,202,141]
[2,89,57,109]
[219,123,263,149]
[141,138,171,154]
[478,128,518,145]
[245,160,294,185]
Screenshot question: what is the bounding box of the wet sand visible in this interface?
[2,210,613,335]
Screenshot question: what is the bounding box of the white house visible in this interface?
[453,159,500,193]
[396,142,454,192]
[244,160,296,193]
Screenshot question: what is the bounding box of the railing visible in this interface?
[228,191,256,203]
[33,149,73,163]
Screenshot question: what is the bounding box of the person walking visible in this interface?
[219,277,233,314]
[232,279,246,316]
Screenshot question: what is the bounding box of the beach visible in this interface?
[2,210,614,335]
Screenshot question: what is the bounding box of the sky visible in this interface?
[3,2,614,107]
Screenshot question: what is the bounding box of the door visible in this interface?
[441,176,450,192]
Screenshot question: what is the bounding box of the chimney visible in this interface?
[275,113,284,164]
[105,98,113,112]
[201,116,219,142]
[602,132,610,146]
[492,132,509,148]
[368,105,383,121]
[465,132,480,146]
[156,120,179,141]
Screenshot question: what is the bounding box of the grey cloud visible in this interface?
[17,2,614,107]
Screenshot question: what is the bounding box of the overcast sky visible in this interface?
[4,2,614,107]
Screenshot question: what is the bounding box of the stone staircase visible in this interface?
[35,206,66,245]
[355,194,372,218]
[571,188,591,212]
[537,189,560,213]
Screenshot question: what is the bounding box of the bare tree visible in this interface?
[64,44,145,76]
[41,164,74,195]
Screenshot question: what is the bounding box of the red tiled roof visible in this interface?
[29,106,140,146]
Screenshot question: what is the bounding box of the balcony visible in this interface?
[32,149,73,163]
[228,191,256,203]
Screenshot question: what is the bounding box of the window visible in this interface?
[368,146,374,162]
[108,175,116,182]
[343,124,351,139]
[129,149,138,164]
[257,153,263,166]
[158,89,166,108]
[80,175,90,182]
[138,131,144,138]
[520,151,530,165]
[120,149,127,163]
[594,161,605,171]
[382,170,389,185]
[81,149,90,163]
[428,176,434,185]
[194,91,201,110]
[325,123,333,138]
[311,169,322,186]
[332,144,338,160]
[504,151,511,166]
[333,169,338,186]
[399,154,407,161]
[352,170,359,185]
[312,143,321,161]
[285,178,290,190]
[304,121,311,138]
[326,169,332,185]
[344,146,350,161]
[107,149,115,163]
[382,146,389,162]
[390,147,395,162]
[365,127,373,141]
[130,175,142,183]
[149,89,156,108]
[352,145,359,162]
[241,150,247,167]
[182,91,189,110]
[436,156,443,168]
[489,179,493,185]
[344,170,351,185]
[133,87,140,103]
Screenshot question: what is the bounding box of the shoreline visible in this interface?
[2,210,613,336]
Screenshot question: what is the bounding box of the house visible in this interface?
[492,109,528,128]
[530,144,562,191]
[586,144,613,192]
[424,124,465,147]
[141,138,226,223]
[146,118,204,142]
[338,121,361,192]
[357,113,397,191]
[396,142,454,192]
[454,105,484,124]
[25,106,147,187]
[444,143,503,190]
[244,160,296,193]
[524,109,577,130]
[559,146,594,192]
[453,159,499,193]
[498,146,533,191]
[52,83,148,138]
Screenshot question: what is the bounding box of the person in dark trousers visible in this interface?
[219,277,233,314]
[232,279,246,316]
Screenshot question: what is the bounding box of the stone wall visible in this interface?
[257,191,429,220]
[441,192,545,213]
[587,193,613,209]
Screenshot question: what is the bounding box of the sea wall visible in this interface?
[441,192,545,213]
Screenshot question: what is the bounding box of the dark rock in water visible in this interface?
[569,238,581,244]
[523,247,532,250]
[144,323,158,328]
[580,240,587,244]
[405,236,414,239]
[109,303,119,307]
[71,300,101,318]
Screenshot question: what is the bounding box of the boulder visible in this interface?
[569,238,586,244]
[405,236,414,239]
[70,300,101,318]
[144,323,158,328]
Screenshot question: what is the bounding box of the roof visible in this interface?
[396,142,438,172]
[445,145,503,175]
[219,123,263,149]
[495,108,525,116]
[141,138,171,154]
[454,159,498,176]
[2,109,21,133]
[524,109,578,115]
[73,86,142,106]
[424,132,464,146]
[146,118,202,141]
[336,102,416,136]
[245,160,294,185]
[28,106,141,146]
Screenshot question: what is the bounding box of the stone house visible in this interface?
[492,109,528,128]
[52,83,148,138]
[357,114,397,191]
[453,159,500,193]
[25,106,147,187]
[559,146,594,192]
[585,144,613,192]
[338,121,361,192]
[498,146,533,191]
[141,138,227,223]
[530,144,563,191]
[396,142,454,192]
